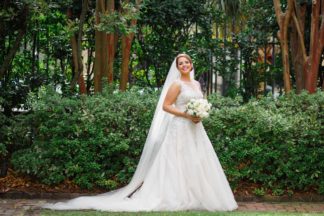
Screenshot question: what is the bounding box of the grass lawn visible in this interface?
[40,211,324,216]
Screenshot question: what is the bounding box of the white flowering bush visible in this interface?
[185,98,212,118]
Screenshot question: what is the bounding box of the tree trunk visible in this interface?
[0,30,25,79]
[273,0,294,93]
[321,53,324,90]
[94,0,109,93]
[120,33,135,91]
[70,32,79,82]
[290,31,304,93]
[69,0,88,94]
[76,0,89,93]
[107,0,115,84]
[86,43,94,93]
[70,33,87,94]
[290,3,307,93]
[305,0,324,93]
[119,0,142,91]
[31,30,37,77]
[0,6,28,79]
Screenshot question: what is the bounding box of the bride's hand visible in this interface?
[191,116,201,124]
[184,113,201,124]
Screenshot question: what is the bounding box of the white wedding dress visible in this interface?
[43,55,238,212]
[43,60,238,212]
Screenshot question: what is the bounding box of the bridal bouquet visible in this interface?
[185,98,212,118]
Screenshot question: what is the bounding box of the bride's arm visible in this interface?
[162,82,200,123]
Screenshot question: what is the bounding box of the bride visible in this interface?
[44,53,238,211]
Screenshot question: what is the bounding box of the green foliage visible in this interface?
[204,91,324,194]
[253,188,266,197]
[9,89,324,194]
[1,0,286,113]
[0,112,9,157]
[96,2,141,35]
[272,188,285,196]
[134,0,284,99]
[234,0,281,100]
[11,85,157,189]
[134,0,211,86]
[0,1,72,116]
[0,95,32,158]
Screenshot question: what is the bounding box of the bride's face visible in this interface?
[177,57,192,75]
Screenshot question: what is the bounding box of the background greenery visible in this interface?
[2,86,322,195]
[0,0,283,115]
[1,0,323,197]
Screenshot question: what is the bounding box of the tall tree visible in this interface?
[69,0,89,94]
[304,0,324,93]
[106,0,116,84]
[274,0,324,93]
[94,0,141,92]
[289,1,307,93]
[119,0,142,91]
[94,0,109,92]
[0,4,29,79]
[273,0,294,93]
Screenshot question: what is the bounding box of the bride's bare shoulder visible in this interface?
[170,80,181,87]
[193,80,201,86]
[167,80,181,91]
[192,80,203,92]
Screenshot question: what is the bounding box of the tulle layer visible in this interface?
[43,117,237,211]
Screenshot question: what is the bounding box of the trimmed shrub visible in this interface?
[11,86,157,189]
[205,91,324,194]
[10,87,324,194]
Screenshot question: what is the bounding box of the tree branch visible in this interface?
[70,0,89,90]
[273,0,283,27]
[292,12,307,62]
[320,0,324,50]
[0,6,28,79]
[309,0,321,55]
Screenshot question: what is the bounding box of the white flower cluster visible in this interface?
[185,98,212,118]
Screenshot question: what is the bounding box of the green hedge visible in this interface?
[0,112,9,157]
[9,87,324,194]
[204,91,324,194]
[11,86,157,189]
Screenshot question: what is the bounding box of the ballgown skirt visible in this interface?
[43,116,238,211]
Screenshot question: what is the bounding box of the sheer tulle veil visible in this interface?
[118,57,195,197]
[44,56,195,208]
[98,57,195,199]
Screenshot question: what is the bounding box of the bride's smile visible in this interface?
[177,57,192,76]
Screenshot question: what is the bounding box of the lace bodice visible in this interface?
[174,80,204,112]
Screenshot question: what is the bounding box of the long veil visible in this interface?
[44,57,195,209]
[99,58,194,198]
